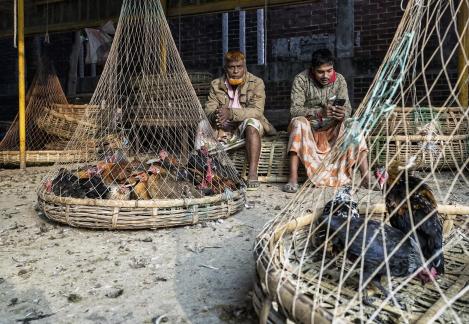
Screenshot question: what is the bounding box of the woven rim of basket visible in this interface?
[393,107,466,112]
[38,188,245,209]
[254,204,469,323]
[0,150,92,164]
[38,189,246,230]
[369,134,469,141]
[39,108,98,127]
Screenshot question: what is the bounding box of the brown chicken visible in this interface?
[131,171,151,200]
[375,158,444,283]
[96,161,133,185]
[147,165,202,199]
[196,157,237,195]
[76,165,98,179]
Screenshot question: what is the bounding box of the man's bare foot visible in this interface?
[283,182,299,193]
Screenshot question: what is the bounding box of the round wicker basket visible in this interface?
[0,149,94,165]
[254,205,469,323]
[229,132,307,183]
[37,189,246,230]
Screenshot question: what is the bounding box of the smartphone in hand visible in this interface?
[333,98,346,106]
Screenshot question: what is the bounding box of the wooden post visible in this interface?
[18,0,26,170]
[67,31,81,97]
[458,0,469,108]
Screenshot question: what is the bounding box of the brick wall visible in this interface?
[167,1,406,128]
[0,1,460,130]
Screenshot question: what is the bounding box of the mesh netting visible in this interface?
[37,0,244,220]
[0,56,68,152]
[255,0,469,322]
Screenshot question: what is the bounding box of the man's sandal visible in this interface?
[282,183,299,193]
[246,179,260,191]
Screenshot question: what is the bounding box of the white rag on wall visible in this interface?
[85,21,115,65]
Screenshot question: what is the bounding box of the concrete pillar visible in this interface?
[257,9,265,65]
[222,13,229,58]
[239,10,246,54]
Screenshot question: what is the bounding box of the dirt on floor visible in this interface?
[0,166,294,324]
[1,166,468,324]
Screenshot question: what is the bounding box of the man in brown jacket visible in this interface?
[197,50,276,190]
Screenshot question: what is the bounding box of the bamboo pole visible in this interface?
[272,203,469,241]
[18,0,26,170]
[458,0,469,108]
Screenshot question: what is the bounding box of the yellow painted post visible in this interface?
[458,0,469,108]
[18,0,26,169]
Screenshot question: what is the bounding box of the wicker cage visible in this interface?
[254,205,469,323]
[372,107,469,136]
[38,189,245,230]
[36,104,98,140]
[228,132,307,183]
[369,134,469,170]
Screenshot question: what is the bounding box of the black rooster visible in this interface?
[316,211,423,305]
[375,159,444,283]
[45,167,109,199]
[46,168,86,198]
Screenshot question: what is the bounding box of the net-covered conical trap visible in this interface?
[254,0,469,322]
[37,0,245,230]
[0,55,94,165]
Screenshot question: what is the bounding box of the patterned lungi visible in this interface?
[195,118,263,150]
[287,116,368,187]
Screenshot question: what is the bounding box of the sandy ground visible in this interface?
[0,166,294,324]
[1,166,468,324]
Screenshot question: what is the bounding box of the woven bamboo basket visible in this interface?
[36,105,98,140]
[369,134,469,169]
[50,103,98,119]
[372,107,469,136]
[229,132,307,183]
[37,189,246,230]
[132,72,211,109]
[188,71,213,85]
[254,205,469,323]
[0,149,94,165]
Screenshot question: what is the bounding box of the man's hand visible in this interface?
[216,107,231,128]
[325,104,346,121]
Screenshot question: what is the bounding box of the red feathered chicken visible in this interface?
[374,158,444,283]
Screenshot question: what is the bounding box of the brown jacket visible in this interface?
[204,72,276,135]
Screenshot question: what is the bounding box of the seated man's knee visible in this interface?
[245,125,260,137]
[291,116,309,124]
[289,116,309,130]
